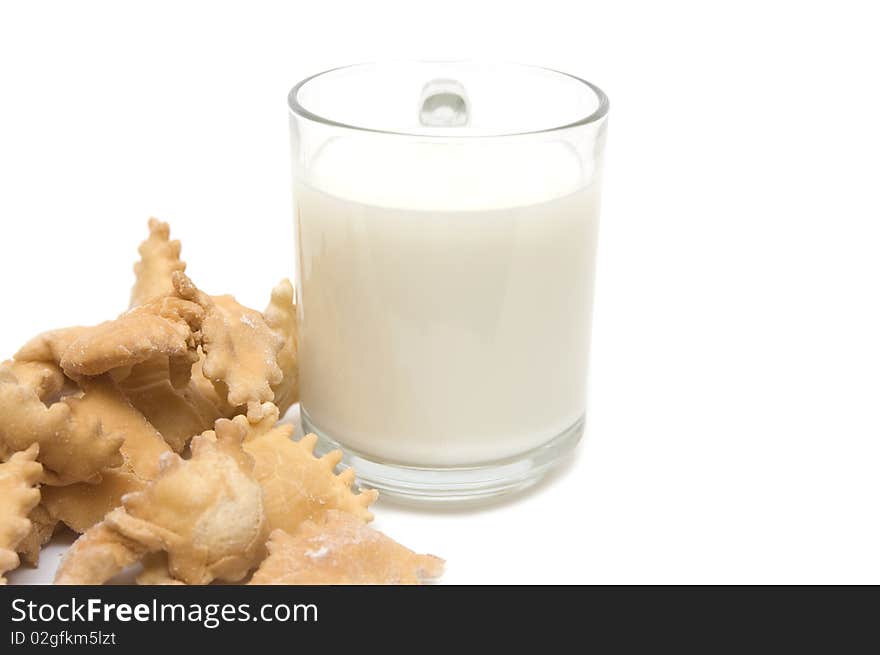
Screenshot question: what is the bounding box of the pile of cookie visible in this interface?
[0,220,442,585]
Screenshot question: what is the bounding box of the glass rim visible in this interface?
[287,61,609,138]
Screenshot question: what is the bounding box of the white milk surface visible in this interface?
[295,139,600,466]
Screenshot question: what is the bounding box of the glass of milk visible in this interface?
[288,62,608,503]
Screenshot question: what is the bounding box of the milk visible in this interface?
[295,138,600,466]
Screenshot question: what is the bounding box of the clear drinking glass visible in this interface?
[288,62,608,503]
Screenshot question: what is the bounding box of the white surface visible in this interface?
[1,1,879,584]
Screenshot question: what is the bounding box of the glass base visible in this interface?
[301,409,584,505]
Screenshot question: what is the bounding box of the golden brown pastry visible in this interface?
[115,355,227,452]
[249,511,444,585]
[240,403,377,534]
[174,273,283,420]
[16,505,58,567]
[130,218,186,308]
[15,327,88,366]
[55,420,268,585]
[58,294,203,388]
[0,445,42,584]
[54,519,148,586]
[0,361,123,485]
[41,375,171,533]
[3,360,66,403]
[136,553,184,585]
[263,279,299,416]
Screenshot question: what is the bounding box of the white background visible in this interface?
[2,1,879,584]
